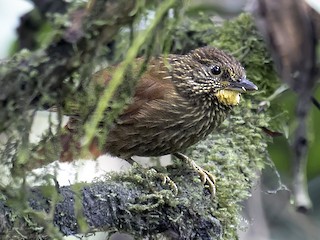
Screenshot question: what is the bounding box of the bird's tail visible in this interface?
[28,119,101,170]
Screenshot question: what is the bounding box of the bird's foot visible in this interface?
[127,158,178,195]
[156,171,178,195]
[145,169,178,195]
[174,152,216,197]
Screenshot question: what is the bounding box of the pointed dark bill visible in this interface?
[226,78,258,92]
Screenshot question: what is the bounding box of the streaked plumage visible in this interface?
[63,46,257,160]
[38,46,258,196]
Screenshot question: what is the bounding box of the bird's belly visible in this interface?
[105,106,229,158]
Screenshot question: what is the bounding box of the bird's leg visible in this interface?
[173,152,216,197]
[126,157,178,195]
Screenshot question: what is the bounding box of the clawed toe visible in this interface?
[158,173,178,195]
[174,152,216,197]
[147,169,178,195]
[188,158,216,197]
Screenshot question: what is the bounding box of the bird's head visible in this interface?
[171,46,258,106]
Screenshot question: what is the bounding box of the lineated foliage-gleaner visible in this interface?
[39,46,258,196]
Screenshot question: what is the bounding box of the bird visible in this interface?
[44,46,258,196]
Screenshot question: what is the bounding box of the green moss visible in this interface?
[110,164,222,238]
[187,100,270,239]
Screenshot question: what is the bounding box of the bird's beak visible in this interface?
[225,78,258,92]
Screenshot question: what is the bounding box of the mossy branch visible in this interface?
[0,167,222,239]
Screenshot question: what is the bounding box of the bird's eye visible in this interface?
[210,65,221,75]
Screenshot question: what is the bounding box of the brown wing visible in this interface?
[117,58,176,123]
[103,58,181,158]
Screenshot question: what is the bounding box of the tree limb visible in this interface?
[0,167,222,239]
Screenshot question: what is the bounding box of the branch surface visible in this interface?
[0,167,222,239]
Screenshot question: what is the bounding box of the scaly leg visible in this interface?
[173,152,216,197]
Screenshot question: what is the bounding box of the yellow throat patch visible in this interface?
[214,89,241,106]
